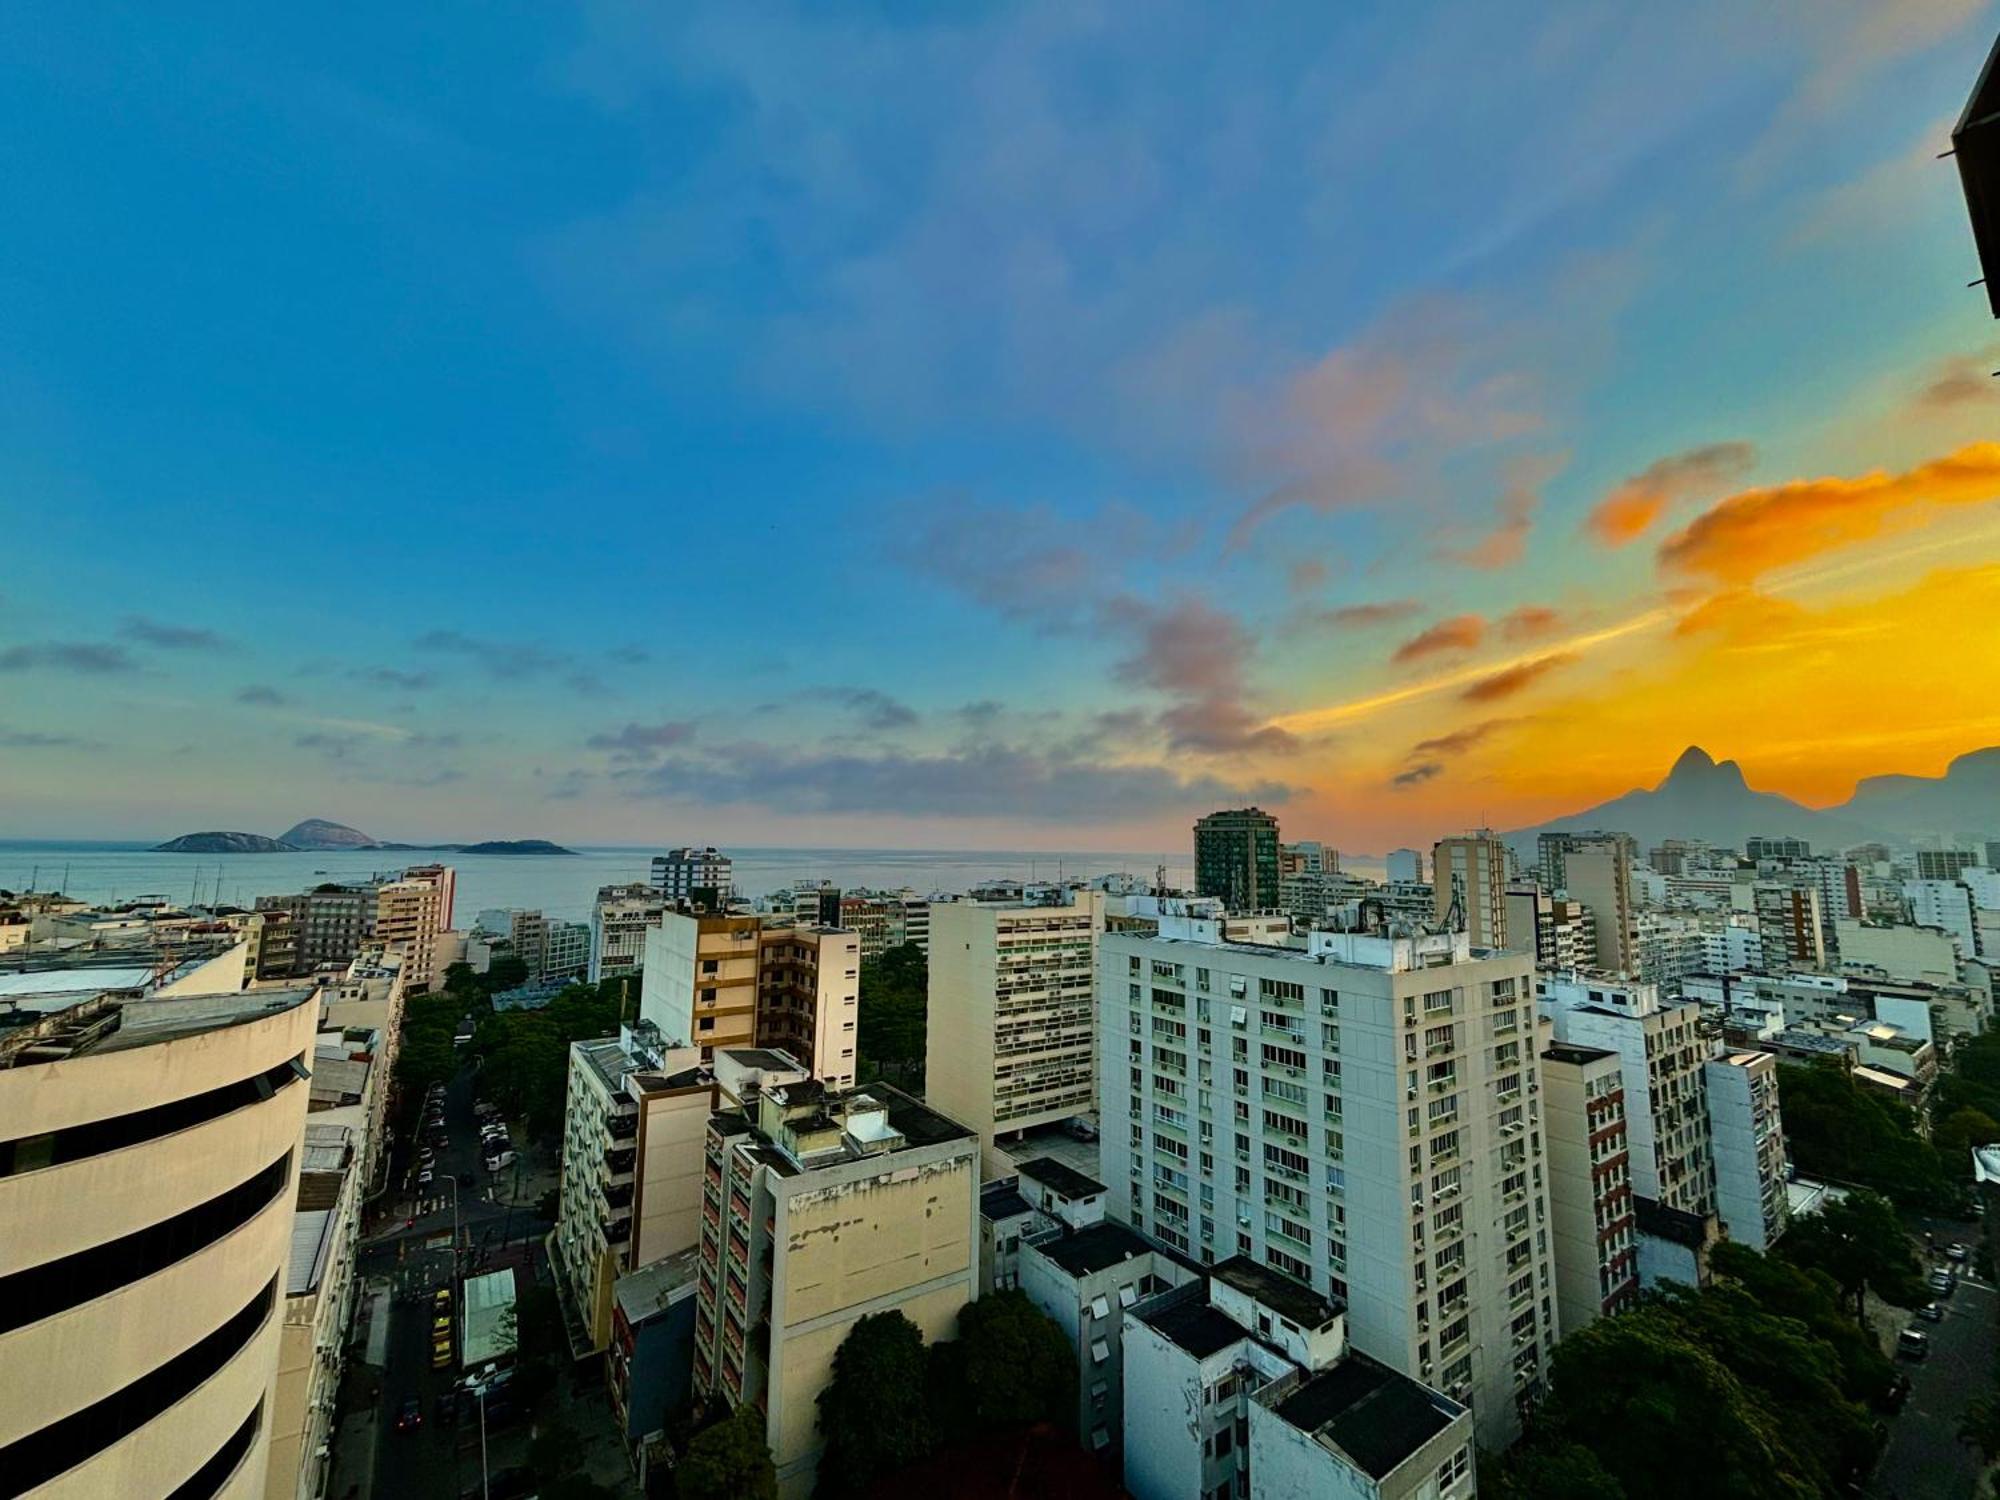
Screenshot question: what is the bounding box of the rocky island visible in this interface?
[151,831,298,854]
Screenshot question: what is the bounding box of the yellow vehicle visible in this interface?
[431,1336,453,1369]
[433,1286,452,1313]
[433,1314,452,1337]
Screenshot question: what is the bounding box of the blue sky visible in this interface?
[4,2,1999,849]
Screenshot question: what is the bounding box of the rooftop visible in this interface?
[1211,1255,1341,1329]
[613,1246,701,1326]
[1135,1284,1248,1359]
[1542,1042,1618,1067]
[1032,1220,1157,1279]
[1015,1156,1106,1200]
[1269,1355,1461,1481]
[979,1181,1035,1223]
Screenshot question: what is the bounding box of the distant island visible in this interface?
[152,821,577,856]
[152,832,298,854]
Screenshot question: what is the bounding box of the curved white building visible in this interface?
[0,983,318,1500]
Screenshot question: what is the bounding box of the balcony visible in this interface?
[603,1182,634,1210]
[607,1116,638,1141]
[602,1215,632,1245]
[605,1146,637,1175]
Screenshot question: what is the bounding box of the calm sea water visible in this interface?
[0,841,1193,925]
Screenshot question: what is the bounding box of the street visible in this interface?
[344,1061,558,1499]
[1870,1219,1994,1500]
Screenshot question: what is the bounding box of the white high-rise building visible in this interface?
[649,846,733,902]
[1536,973,1712,1222]
[1099,921,1555,1448]
[1906,879,1978,957]
[1704,1051,1788,1253]
[1386,849,1423,884]
[589,883,667,984]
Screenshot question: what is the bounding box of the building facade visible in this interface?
[0,982,319,1500]
[651,847,734,903]
[927,891,1102,1171]
[1194,808,1282,913]
[591,884,667,985]
[1433,833,1509,950]
[1539,1043,1638,1333]
[1704,1051,1788,1253]
[691,1077,979,1499]
[1099,922,1556,1447]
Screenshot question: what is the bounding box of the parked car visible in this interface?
[417,1169,434,1187]
[1947,1242,1970,1262]
[1883,1372,1912,1411]
[485,1150,516,1172]
[1929,1269,1956,1295]
[1897,1328,1930,1360]
[395,1398,423,1433]
[433,1286,452,1313]
[431,1336,453,1369]
[1917,1302,1945,1323]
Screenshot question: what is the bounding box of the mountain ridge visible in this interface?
[1502,743,1998,854]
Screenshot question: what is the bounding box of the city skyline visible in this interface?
[6,4,2000,851]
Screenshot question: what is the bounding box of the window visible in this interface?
[1091,1339,1110,1364]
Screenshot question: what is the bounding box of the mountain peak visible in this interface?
[1665,745,1715,781]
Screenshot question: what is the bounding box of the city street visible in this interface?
[340,1061,558,1499]
[1870,1220,1994,1500]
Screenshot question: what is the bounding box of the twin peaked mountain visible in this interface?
[1502,744,2000,854]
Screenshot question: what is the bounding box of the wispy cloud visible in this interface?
[0,726,101,750]
[1459,652,1576,703]
[236,684,288,706]
[1583,441,1755,546]
[0,641,139,674]
[814,686,919,731]
[120,616,228,651]
[585,720,697,762]
[1392,615,1485,663]
[413,630,605,694]
[1391,762,1443,788]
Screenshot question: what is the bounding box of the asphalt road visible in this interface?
[362,1061,548,1500]
[1870,1221,1992,1500]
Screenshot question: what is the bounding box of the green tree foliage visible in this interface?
[1776,1062,1953,1209]
[471,977,624,1136]
[1779,1191,1927,1320]
[952,1291,1078,1434]
[1934,1106,2000,1175]
[857,943,927,1088]
[678,1405,778,1500]
[1961,1392,2000,1463]
[1937,1030,2000,1121]
[816,1311,936,1498]
[1493,1244,1890,1499]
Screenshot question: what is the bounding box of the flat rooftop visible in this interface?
[1270,1355,1460,1480]
[1032,1220,1156,1279]
[1134,1283,1244,1358]
[613,1245,700,1326]
[1016,1156,1106,1200]
[1542,1042,1617,1067]
[980,1182,1034,1223]
[1212,1255,1341,1329]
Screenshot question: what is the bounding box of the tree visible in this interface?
[1934,1107,2000,1174]
[1709,1242,1893,1409]
[1777,1063,1953,1210]
[1780,1191,1927,1321]
[1485,1441,1627,1500]
[857,944,928,1088]
[952,1292,1077,1434]
[816,1311,936,1498]
[679,1405,777,1500]
[1962,1392,2000,1463]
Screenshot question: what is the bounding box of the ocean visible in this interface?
[0,841,1194,925]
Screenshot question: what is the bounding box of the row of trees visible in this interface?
[467,974,627,1136]
[673,1293,1076,1500]
[856,942,927,1090]
[1488,1231,1915,1500]
[1777,1061,1963,1211]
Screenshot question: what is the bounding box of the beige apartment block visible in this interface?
[641,909,764,1056]
[1539,1043,1638,1334]
[373,863,455,992]
[0,981,319,1500]
[554,1036,717,1356]
[1433,832,1510,950]
[755,925,860,1090]
[265,1124,362,1500]
[1564,843,1637,976]
[928,891,1102,1172]
[691,1077,980,1499]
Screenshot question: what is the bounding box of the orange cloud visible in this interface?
[1316,599,1421,629]
[1658,442,2000,585]
[1459,653,1575,703]
[1393,614,1486,663]
[1433,453,1561,571]
[1672,589,1809,639]
[1499,604,1562,640]
[1584,441,1755,546]
[1412,718,1515,756]
[1909,350,1999,415]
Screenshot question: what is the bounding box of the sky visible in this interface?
[3,1,1999,852]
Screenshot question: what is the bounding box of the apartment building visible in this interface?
[1013,1158,1196,1457]
[1906,878,1979,957]
[554,1031,717,1356]
[651,847,734,903]
[690,1073,979,1499]
[1917,849,1980,882]
[1751,882,1826,970]
[591,884,667,984]
[753,925,859,1090]
[1194,808,1282,912]
[1386,849,1423,884]
[1537,973,1713,1223]
[265,1124,362,1500]
[927,890,1102,1171]
[0,979,319,1499]
[1123,1260,1474,1500]
[1099,922,1556,1448]
[1433,832,1509,950]
[1705,1051,1788,1253]
[1564,840,1637,975]
[1539,1044,1638,1332]
[1506,887,1595,971]
[546,920,590,981]
[640,912,859,1086]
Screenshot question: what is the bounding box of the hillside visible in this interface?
[1838,748,2000,838]
[277,818,380,850]
[153,831,299,854]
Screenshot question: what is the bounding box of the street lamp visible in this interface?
[465,1372,496,1500]
[441,1173,462,1275]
